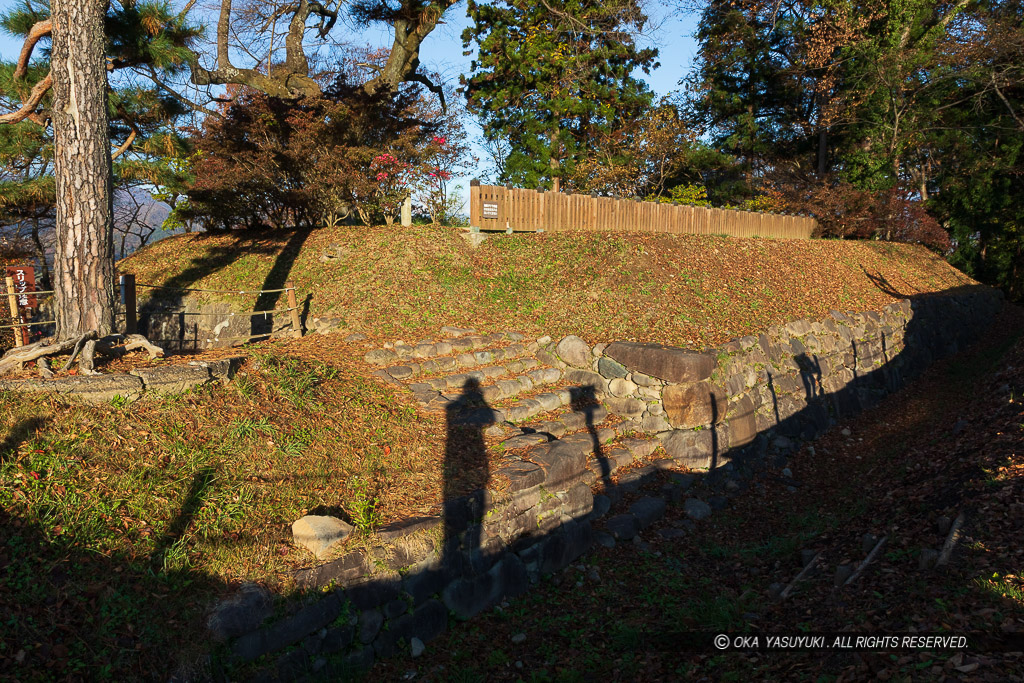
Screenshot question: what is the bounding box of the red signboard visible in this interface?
[6,265,37,308]
[5,265,36,345]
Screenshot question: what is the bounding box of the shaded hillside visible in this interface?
[121,225,978,348]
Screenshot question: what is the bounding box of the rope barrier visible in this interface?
[154,307,298,317]
[136,284,295,295]
[204,333,275,343]
[0,321,54,331]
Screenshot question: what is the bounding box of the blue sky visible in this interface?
[0,1,701,212]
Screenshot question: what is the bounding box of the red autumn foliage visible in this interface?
[771,175,951,251]
[182,75,452,229]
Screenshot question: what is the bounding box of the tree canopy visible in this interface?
[462,0,658,191]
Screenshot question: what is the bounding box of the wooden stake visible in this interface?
[286,281,302,338]
[937,513,965,566]
[5,276,24,347]
[843,536,888,587]
[780,551,821,599]
[121,273,137,335]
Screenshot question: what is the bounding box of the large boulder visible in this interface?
[555,336,592,368]
[603,342,715,384]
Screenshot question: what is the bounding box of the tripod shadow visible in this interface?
[570,386,608,488]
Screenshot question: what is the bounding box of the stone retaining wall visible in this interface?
[207,287,1003,681]
[139,297,297,351]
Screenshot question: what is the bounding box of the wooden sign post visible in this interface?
[5,265,36,346]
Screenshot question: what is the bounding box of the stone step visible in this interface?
[498,406,613,451]
[408,358,553,395]
[407,364,564,408]
[364,331,530,367]
[584,436,664,484]
[379,342,541,382]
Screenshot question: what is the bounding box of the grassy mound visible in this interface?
[122,225,975,349]
[0,353,445,678]
[0,225,985,678]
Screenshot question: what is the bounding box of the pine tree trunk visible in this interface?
[50,0,116,340]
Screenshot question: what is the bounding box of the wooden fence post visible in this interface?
[120,273,137,335]
[5,276,23,347]
[469,179,481,230]
[286,281,302,338]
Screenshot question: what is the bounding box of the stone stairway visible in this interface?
[363,327,670,491]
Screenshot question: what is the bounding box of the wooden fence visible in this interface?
[469,182,816,240]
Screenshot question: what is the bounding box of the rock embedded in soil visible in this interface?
[684,498,713,521]
[604,513,640,540]
[630,497,667,529]
[292,515,354,558]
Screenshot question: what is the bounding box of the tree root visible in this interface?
[0,331,98,376]
[95,334,164,360]
[0,331,165,377]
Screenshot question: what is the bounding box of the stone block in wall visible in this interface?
[636,385,662,400]
[597,357,628,379]
[662,381,727,429]
[192,356,245,383]
[727,395,757,448]
[532,441,587,490]
[564,370,607,397]
[464,535,505,575]
[231,592,344,663]
[560,481,594,518]
[538,519,592,574]
[770,373,802,396]
[608,377,637,397]
[403,565,449,607]
[294,550,369,590]
[443,554,527,620]
[207,583,274,642]
[631,372,660,387]
[785,319,812,337]
[776,394,804,423]
[494,461,545,493]
[755,409,778,433]
[346,574,402,611]
[758,333,787,363]
[641,414,672,433]
[507,506,540,544]
[603,342,715,384]
[372,598,447,659]
[605,396,645,419]
[535,349,567,370]
[555,336,592,368]
[661,427,731,469]
[725,373,747,398]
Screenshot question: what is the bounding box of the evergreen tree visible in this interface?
[0,1,194,284]
[462,0,658,191]
[0,0,197,349]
